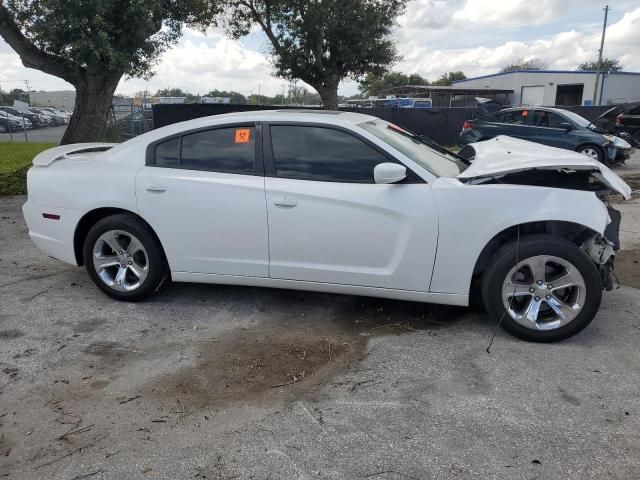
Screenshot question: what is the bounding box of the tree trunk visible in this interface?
[314,79,340,110]
[60,73,121,145]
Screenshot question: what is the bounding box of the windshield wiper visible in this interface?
[416,135,471,165]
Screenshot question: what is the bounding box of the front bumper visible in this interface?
[22,199,82,266]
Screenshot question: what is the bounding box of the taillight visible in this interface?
[616,114,624,127]
[462,120,473,131]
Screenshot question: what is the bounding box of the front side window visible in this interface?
[270,125,388,183]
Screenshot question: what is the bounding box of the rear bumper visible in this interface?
[22,199,82,266]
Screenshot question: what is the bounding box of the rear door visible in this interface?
[263,123,438,291]
[136,123,269,276]
[528,110,574,149]
[478,109,531,140]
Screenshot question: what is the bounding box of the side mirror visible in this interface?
[374,162,407,184]
[560,122,574,131]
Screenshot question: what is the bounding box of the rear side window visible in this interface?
[151,126,255,174]
[180,127,254,174]
[494,110,528,125]
[155,138,180,168]
[270,126,388,183]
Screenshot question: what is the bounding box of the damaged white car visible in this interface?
[22,111,631,342]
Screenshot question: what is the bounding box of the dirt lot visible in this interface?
[1,174,640,479]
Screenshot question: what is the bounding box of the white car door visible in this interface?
[136,124,269,277]
[264,124,438,291]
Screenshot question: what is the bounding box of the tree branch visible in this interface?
[0,4,83,84]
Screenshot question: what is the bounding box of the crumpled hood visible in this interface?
[458,136,632,200]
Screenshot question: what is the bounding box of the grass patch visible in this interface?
[0,142,56,196]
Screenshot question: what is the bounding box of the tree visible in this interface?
[431,71,466,86]
[358,71,428,97]
[222,0,406,110]
[577,58,623,73]
[0,1,219,144]
[500,58,547,73]
[206,89,247,104]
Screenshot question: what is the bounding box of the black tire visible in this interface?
[83,213,169,301]
[482,234,602,343]
[576,144,605,163]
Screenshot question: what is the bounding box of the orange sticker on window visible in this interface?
[235,128,251,143]
[522,110,529,116]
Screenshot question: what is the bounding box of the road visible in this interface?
[0,125,67,144]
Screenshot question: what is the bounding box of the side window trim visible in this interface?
[144,121,265,176]
[263,121,424,184]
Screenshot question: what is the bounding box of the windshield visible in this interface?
[358,120,466,178]
[560,110,592,128]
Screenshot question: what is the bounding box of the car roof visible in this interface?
[144,110,378,142]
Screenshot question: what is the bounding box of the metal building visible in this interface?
[28,90,76,109]
[451,70,640,107]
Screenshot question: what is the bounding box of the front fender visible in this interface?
[429,179,608,295]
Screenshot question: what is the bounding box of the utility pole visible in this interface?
[592,5,609,106]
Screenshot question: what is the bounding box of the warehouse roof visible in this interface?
[452,69,640,83]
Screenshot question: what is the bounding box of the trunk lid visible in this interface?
[32,143,117,167]
[458,136,631,199]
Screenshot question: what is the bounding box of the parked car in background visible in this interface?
[591,101,640,147]
[0,110,28,132]
[23,110,631,343]
[28,107,68,126]
[0,106,47,128]
[460,107,633,165]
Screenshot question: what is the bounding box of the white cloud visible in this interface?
[0,3,639,98]
[452,0,572,26]
[395,7,640,81]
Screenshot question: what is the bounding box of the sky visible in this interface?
[0,0,639,98]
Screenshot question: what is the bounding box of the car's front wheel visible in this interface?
[577,144,605,163]
[83,214,169,301]
[482,235,602,342]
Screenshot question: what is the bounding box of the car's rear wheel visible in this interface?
[83,214,169,301]
[577,144,604,163]
[482,235,602,342]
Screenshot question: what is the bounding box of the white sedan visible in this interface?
[23,111,631,342]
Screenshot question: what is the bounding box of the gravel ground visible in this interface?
[0,152,639,479]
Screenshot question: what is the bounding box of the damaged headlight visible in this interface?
[603,134,632,149]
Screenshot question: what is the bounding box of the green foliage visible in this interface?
[2,0,220,81]
[500,58,547,73]
[0,88,29,105]
[431,71,467,86]
[0,141,56,196]
[577,58,623,73]
[206,89,247,104]
[358,71,428,97]
[222,0,407,107]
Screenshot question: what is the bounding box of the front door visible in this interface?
[264,124,438,291]
[136,124,269,277]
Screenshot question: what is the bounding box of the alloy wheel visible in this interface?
[501,255,586,331]
[92,230,149,292]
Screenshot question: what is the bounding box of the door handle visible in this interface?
[146,185,167,193]
[273,197,297,208]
